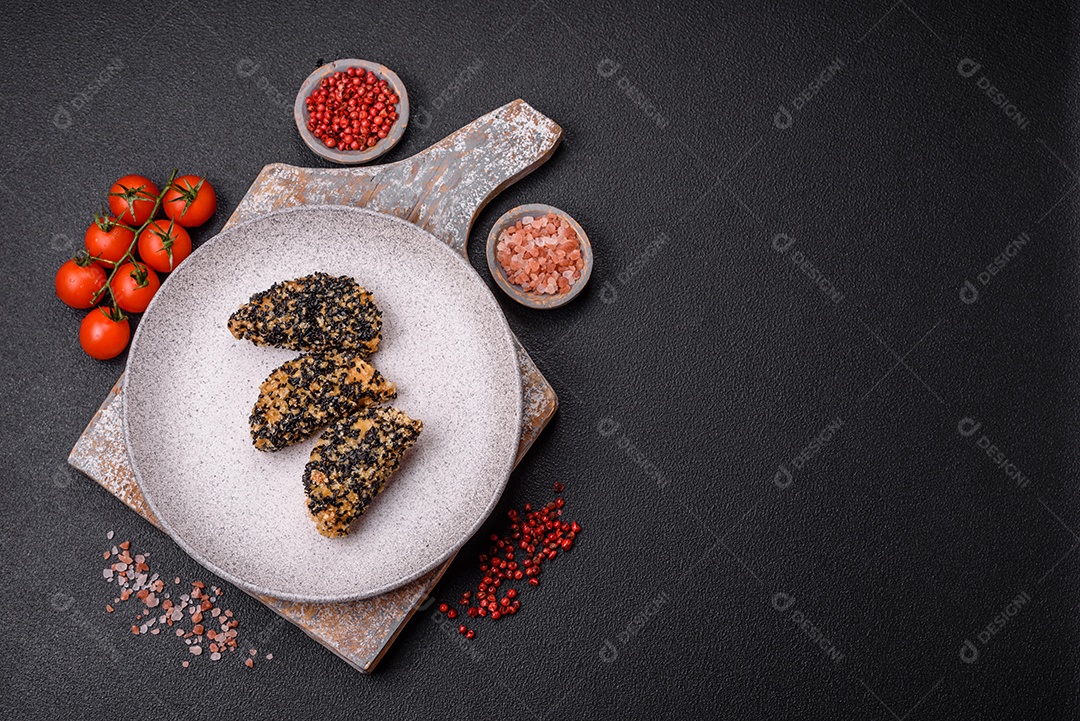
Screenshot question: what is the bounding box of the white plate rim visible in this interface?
[121,204,524,602]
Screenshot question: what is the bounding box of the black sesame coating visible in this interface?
[228,273,382,355]
[249,351,397,452]
[303,406,423,538]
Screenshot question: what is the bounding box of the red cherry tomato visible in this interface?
[107,175,159,226]
[138,219,192,273]
[84,215,135,267]
[55,258,107,309]
[110,262,160,313]
[162,175,216,227]
[79,307,131,360]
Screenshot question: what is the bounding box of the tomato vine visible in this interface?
[88,169,179,317]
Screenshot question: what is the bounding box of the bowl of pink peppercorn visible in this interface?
[486,204,593,309]
[294,58,409,165]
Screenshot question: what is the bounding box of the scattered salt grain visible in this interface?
[98,534,272,670]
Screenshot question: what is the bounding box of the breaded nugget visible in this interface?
[250,351,397,451]
[304,407,423,537]
[228,273,382,355]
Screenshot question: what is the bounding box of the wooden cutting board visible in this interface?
[68,99,561,672]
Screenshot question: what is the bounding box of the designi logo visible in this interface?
[771,591,796,612]
[50,592,74,612]
[956,58,1031,131]
[236,58,260,78]
[959,590,1031,664]
[774,106,793,130]
[772,57,844,131]
[772,465,793,490]
[770,590,843,663]
[960,279,979,304]
[597,417,621,438]
[957,416,1030,489]
[959,231,1030,305]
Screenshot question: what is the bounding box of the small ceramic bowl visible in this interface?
[486,204,593,309]
[294,58,409,165]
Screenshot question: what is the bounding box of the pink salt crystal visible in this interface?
[496,213,584,295]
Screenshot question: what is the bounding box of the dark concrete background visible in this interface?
[1,1,1077,718]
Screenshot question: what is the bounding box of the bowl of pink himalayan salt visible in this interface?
[486,204,593,309]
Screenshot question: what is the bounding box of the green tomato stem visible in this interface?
[90,169,180,307]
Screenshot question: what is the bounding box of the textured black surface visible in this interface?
[1,1,1077,719]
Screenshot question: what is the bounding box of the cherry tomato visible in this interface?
[55,257,107,309]
[84,215,135,267]
[138,219,192,273]
[79,307,130,360]
[107,175,159,226]
[162,175,216,227]
[111,262,160,313]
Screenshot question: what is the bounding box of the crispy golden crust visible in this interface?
[303,407,423,538]
[249,351,397,451]
[228,273,382,355]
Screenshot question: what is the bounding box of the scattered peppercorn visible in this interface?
[433,488,580,638]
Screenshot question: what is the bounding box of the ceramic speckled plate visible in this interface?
[123,206,522,602]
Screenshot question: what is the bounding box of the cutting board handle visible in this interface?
[227,99,563,258]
